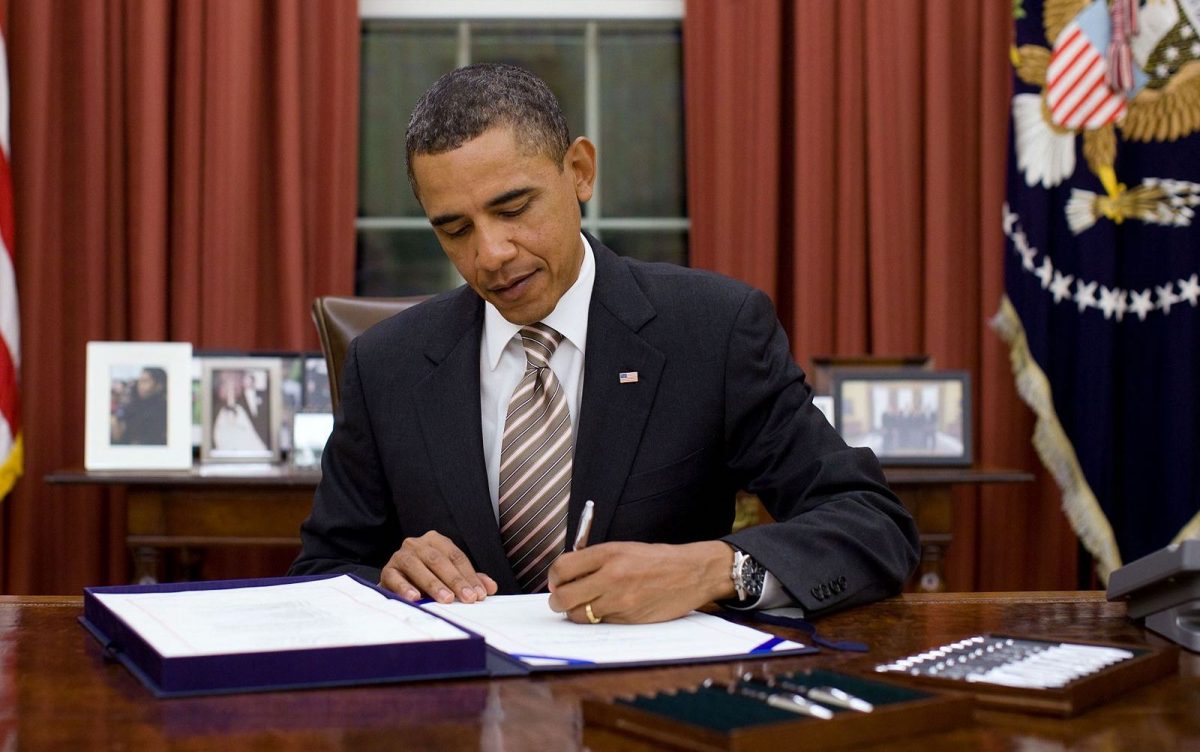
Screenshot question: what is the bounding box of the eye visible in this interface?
[499,202,529,218]
[442,223,471,238]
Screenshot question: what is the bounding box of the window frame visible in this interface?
[356,0,689,292]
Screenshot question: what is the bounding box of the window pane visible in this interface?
[598,25,685,217]
[360,22,458,218]
[471,24,587,141]
[356,229,462,296]
[598,230,688,266]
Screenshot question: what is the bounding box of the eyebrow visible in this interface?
[428,187,536,228]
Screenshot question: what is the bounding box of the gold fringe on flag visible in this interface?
[991,296,1123,582]
[1172,508,1200,545]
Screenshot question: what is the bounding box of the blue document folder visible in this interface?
[81,574,489,698]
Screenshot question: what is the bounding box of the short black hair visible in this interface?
[405,63,570,196]
[142,367,167,389]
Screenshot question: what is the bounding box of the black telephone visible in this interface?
[1107,539,1200,652]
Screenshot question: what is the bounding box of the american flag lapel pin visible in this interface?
[618,371,639,384]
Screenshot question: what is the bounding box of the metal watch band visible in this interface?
[731,548,749,601]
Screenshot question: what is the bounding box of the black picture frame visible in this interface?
[832,370,972,466]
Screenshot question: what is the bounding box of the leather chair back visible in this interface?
[311,295,427,412]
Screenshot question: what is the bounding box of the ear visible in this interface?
[564,137,597,203]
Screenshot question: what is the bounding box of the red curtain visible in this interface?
[685,1,1078,591]
[0,0,358,594]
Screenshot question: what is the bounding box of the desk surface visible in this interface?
[3,591,1196,750]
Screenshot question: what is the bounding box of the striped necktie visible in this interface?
[498,323,572,592]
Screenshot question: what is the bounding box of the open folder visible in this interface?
[81,574,815,697]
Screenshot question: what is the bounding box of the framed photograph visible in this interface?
[303,355,332,413]
[833,370,972,466]
[200,357,283,463]
[291,411,334,470]
[809,355,931,396]
[278,354,306,455]
[190,356,204,449]
[85,342,194,470]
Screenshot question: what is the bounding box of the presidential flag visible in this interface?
[0,1,19,504]
[995,0,1200,580]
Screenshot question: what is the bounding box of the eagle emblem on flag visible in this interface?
[1012,0,1200,232]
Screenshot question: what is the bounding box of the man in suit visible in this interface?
[291,63,918,624]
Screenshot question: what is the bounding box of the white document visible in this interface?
[95,575,470,658]
[425,594,807,667]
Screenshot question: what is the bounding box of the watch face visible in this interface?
[743,558,765,598]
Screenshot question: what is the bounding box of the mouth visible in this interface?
[488,270,538,303]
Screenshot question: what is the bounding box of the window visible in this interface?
[356,1,688,296]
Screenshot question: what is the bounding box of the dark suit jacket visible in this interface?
[291,239,919,615]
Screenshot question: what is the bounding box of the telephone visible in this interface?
[1107,539,1200,652]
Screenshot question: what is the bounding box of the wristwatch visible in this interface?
[730,546,766,603]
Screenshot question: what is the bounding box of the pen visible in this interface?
[702,678,834,719]
[769,678,874,712]
[572,499,595,551]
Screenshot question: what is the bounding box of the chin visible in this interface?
[499,308,542,326]
[498,300,552,326]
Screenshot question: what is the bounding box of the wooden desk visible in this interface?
[2,592,1196,750]
[46,466,320,584]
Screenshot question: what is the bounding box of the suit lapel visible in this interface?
[571,241,664,545]
[412,292,519,592]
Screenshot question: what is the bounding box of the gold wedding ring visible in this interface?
[584,602,602,624]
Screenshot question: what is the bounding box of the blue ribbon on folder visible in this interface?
[749,609,869,653]
[749,636,787,654]
[507,653,596,666]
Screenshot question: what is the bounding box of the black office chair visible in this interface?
[310,295,427,413]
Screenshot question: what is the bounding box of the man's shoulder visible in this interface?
[355,286,479,356]
[610,252,760,314]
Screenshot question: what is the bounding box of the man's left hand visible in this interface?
[547,540,735,624]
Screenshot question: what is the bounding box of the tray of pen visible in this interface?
[581,668,973,752]
[872,633,1178,717]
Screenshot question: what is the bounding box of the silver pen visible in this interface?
[703,678,834,720]
[772,678,874,712]
[572,499,595,551]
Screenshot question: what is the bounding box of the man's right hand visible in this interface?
[378,531,498,604]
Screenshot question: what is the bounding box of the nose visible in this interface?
[475,222,517,272]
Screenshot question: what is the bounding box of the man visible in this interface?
[112,367,168,446]
[291,63,918,624]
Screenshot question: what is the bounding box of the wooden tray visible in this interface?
[872,633,1178,717]
[581,668,973,752]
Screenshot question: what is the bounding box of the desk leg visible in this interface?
[895,486,952,593]
[127,489,166,585]
[177,547,206,581]
[133,547,160,585]
[916,535,952,593]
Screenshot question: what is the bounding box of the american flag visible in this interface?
[618,371,638,384]
[0,0,20,504]
[1045,3,1127,130]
